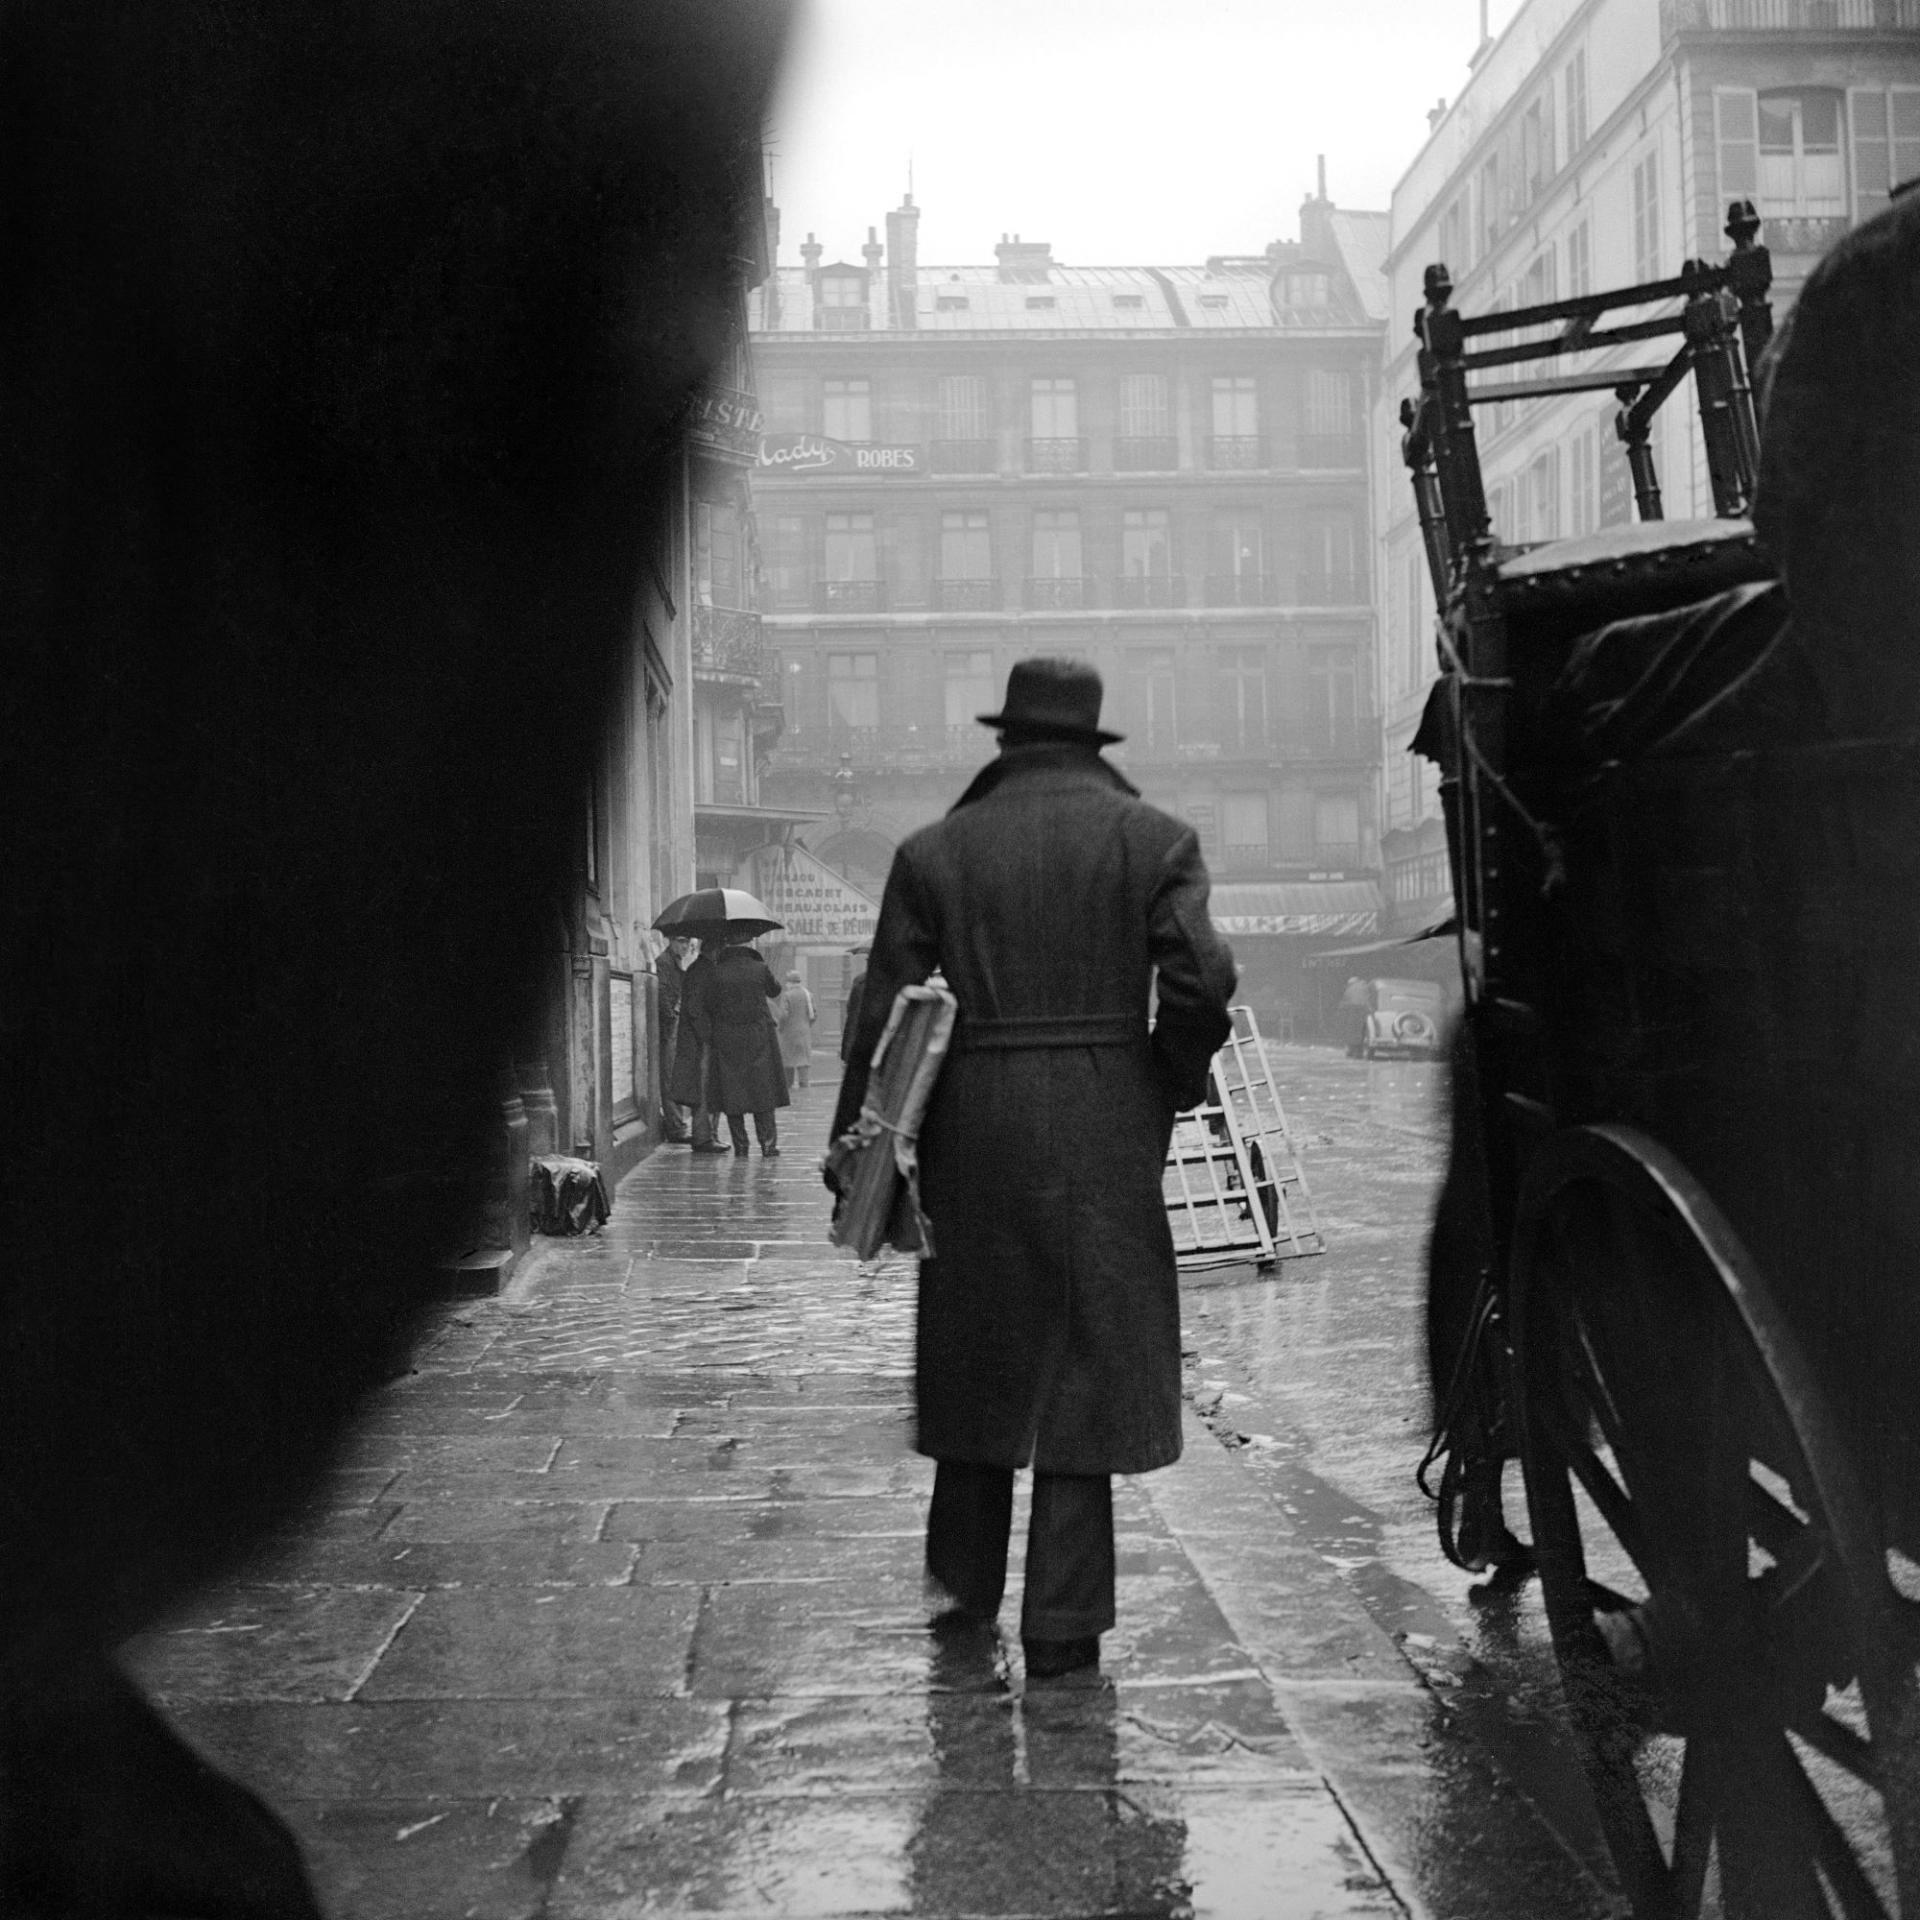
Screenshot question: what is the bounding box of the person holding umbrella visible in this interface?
[829,656,1235,1683]
[657,889,790,1157]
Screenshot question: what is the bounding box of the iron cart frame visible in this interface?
[1402,201,1920,1919]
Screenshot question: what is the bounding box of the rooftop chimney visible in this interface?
[885,192,920,330]
[1299,160,1334,256]
[1469,0,1493,65]
[994,235,1054,283]
[862,224,884,275]
[800,231,822,273]
[1427,97,1448,133]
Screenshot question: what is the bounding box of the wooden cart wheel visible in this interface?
[1510,1124,1920,1920]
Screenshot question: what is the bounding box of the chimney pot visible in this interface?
[886,192,921,330]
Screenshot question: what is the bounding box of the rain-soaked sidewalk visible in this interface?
[127,1079,1577,1919]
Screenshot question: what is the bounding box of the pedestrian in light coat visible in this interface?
[829,657,1236,1682]
[675,930,789,1155]
[775,969,816,1090]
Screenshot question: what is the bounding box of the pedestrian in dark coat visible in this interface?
[679,931,789,1154]
[657,937,698,1143]
[829,656,1235,1681]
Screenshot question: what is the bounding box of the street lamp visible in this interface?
[832,753,857,822]
[830,754,858,879]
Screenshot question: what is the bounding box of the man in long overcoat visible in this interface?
[657,936,699,1145]
[829,657,1236,1681]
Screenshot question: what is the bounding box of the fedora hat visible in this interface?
[976,656,1124,745]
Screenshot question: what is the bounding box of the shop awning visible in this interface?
[1306,914,1464,963]
[693,802,827,845]
[1208,881,1383,938]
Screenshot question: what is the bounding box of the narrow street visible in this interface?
[129,1060,1624,1920]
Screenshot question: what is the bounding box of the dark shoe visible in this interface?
[1023,1635,1100,1682]
[690,1141,728,1154]
[762,1147,781,1157]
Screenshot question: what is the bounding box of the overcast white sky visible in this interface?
[767,0,1526,268]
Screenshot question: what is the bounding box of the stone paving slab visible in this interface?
[131,1083,1611,1918]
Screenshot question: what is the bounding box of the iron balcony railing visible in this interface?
[1275,718,1376,758]
[1212,727,1272,756]
[1024,576,1089,610]
[1111,574,1183,609]
[1297,432,1365,469]
[933,578,1000,612]
[691,605,764,678]
[1205,435,1266,471]
[1113,435,1178,472]
[1759,214,1852,254]
[777,724,990,769]
[1204,573,1277,608]
[1296,569,1368,605]
[814,579,887,614]
[928,439,997,474]
[1025,437,1088,474]
[1662,0,1919,27]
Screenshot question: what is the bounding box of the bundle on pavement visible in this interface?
[531,1155,611,1236]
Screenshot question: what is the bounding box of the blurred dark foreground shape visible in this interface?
[0,1,787,1909]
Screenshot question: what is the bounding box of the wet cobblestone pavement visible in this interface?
[127,1069,1616,1919]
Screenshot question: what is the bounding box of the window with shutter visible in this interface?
[1717,88,1759,207]
[1758,90,1844,217]
[1565,47,1589,158]
[1632,151,1661,282]
[1567,222,1592,298]
[1530,450,1560,543]
[1850,87,1920,224]
[936,375,987,441]
[1119,374,1169,438]
[1222,794,1270,862]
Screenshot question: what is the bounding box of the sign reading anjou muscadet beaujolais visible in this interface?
[755,846,879,943]
[757,433,919,477]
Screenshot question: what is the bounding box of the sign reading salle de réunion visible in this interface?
[753,846,880,944]
[757,432,919,478]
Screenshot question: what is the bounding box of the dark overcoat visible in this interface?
[830,742,1236,1476]
[674,944,790,1115]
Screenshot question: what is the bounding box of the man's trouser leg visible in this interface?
[925,1460,1014,1620]
[661,1020,691,1142]
[754,1110,778,1153]
[724,1113,750,1154]
[1020,1472,1115,1643]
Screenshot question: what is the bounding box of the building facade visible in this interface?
[488,209,785,1265]
[1374,0,1920,931]
[748,189,1390,1042]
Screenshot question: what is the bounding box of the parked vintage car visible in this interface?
[1361,978,1445,1059]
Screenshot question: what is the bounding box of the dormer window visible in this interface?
[816,269,869,331]
[1281,270,1333,309]
[935,294,970,312]
[1112,293,1145,310]
[1026,295,1057,310]
[1197,294,1230,310]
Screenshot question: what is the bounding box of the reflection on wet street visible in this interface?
[1184,1043,1624,1916]
[125,1065,1626,1918]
